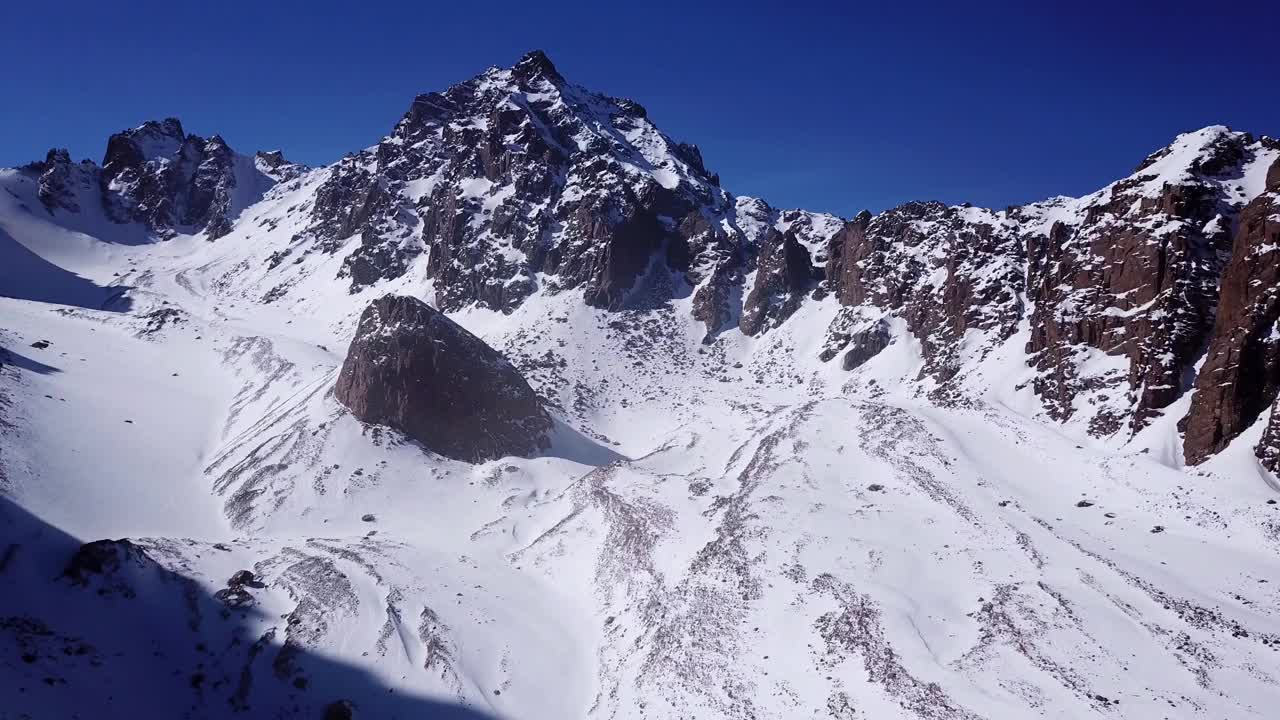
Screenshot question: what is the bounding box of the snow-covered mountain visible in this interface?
[3,50,1280,719]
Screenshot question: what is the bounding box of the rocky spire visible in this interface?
[511,49,564,84]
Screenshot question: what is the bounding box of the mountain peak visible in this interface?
[1132,124,1246,176]
[511,49,563,84]
[103,117,187,167]
[135,117,187,142]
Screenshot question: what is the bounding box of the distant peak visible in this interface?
[255,149,286,165]
[1132,124,1252,178]
[103,118,186,167]
[512,49,563,84]
[135,117,186,140]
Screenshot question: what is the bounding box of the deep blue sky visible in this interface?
[4,1,1275,215]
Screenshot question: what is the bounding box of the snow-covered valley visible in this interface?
[3,51,1280,720]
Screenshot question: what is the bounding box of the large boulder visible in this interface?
[334,295,551,462]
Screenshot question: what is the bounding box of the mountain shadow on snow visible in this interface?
[0,495,500,718]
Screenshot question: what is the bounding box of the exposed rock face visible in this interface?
[98,118,293,239]
[254,150,305,182]
[685,212,742,343]
[34,149,84,212]
[61,539,162,598]
[688,197,842,341]
[823,210,871,292]
[1183,166,1280,464]
[20,118,298,240]
[1024,129,1274,434]
[183,135,239,238]
[314,50,727,310]
[1255,404,1280,472]
[310,51,844,315]
[100,118,188,234]
[826,201,1023,386]
[819,127,1279,434]
[19,54,1280,470]
[214,569,265,608]
[334,295,551,462]
[307,156,421,290]
[739,230,817,336]
[309,157,397,252]
[840,319,893,370]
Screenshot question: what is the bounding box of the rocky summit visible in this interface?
[334,294,551,462]
[3,49,1280,720]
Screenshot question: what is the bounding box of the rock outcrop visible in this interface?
[739,230,817,336]
[33,149,85,213]
[817,127,1279,434]
[1183,160,1280,464]
[1255,404,1280,473]
[314,50,729,311]
[840,319,893,370]
[825,201,1023,388]
[100,118,287,239]
[303,51,844,316]
[687,197,842,342]
[1024,129,1273,434]
[61,539,165,598]
[334,295,551,462]
[22,118,299,240]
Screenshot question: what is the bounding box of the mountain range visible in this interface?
[3,50,1279,719]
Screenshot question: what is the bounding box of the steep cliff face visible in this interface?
[1023,128,1279,434]
[739,230,818,336]
[100,118,289,239]
[32,149,87,213]
[814,128,1279,433]
[1183,159,1280,464]
[686,196,841,342]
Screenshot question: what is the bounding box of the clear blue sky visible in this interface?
[4,0,1275,215]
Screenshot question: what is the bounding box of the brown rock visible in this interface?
[824,210,871,293]
[740,229,816,336]
[1183,189,1280,463]
[828,202,1023,387]
[1025,147,1243,433]
[334,295,551,462]
[1266,155,1280,192]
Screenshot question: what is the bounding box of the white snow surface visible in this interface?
[2,125,1280,720]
